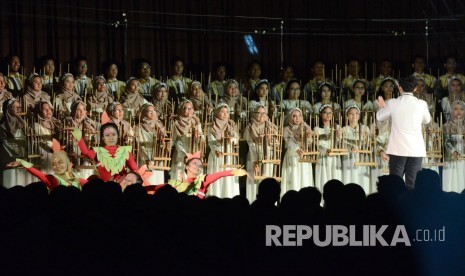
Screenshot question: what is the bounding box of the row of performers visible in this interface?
[0,71,454,123]
[4,56,465,103]
[2,93,465,202]
[3,70,461,124]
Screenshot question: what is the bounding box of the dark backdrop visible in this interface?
[1,0,465,83]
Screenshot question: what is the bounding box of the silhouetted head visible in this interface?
[257,178,281,205]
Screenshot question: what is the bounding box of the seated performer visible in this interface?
[55,73,82,118]
[147,152,247,199]
[73,122,139,182]
[151,82,173,124]
[86,75,114,118]
[22,73,51,114]
[106,102,134,145]
[121,77,148,120]
[7,140,86,190]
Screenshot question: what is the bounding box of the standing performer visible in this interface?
[443,100,465,193]
[207,103,240,198]
[73,56,93,98]
[5,55,26,97]
[244,104,279,203]
[313,104,342,192]
[171,100,204,181]
[281,108,313,197]
[313,82,341,116]
[151,82,173,125]
[103,60,125,101]
[441,77,464,122]
[106,102,134,145]
[341,105,371,194]
[343,79,374,111]
[86,76,114,118]
[281,79,312,124]
[0,98,31,187]
[376,79,431,189]
[218,79,248,122]
[121,77,148,121]
[39,55,59,95]
[134,103,166,184]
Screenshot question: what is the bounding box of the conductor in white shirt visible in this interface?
[376,78,431,189]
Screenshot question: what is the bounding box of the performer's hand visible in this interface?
[453,151,460,160]
[6,161,21,167]
[297,149,304,158]
[215,151,223,158]
[231,167,247,177]
[12,158,33,168]
[380,151,389,161]
[72,128,82,141]
[377,96,386,109]
[351,146,358,153]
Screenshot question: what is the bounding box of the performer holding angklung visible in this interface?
[207,103,241,198]
[134,103,167,184]
[171,100,204,181]
[281,108,314,197]
[244,104,280,203]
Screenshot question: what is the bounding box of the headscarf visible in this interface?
[89,75,113,105]
[211,103,237,140]
[121,78,145,109]
[152,82,171,119]
[174,100,200,136]
[0,98,25,136]
[58,73,81,103]
[25,73,50,106]
[68,100,96,132]
[448,77,465,101]
[35,101,62,134]
[284,108,311,140]
[444,100,465,134]
[138,103,165,135]
[222,79,241,107]
[248,104,277,144]
[107,101,123,124]
[51,150,72,174]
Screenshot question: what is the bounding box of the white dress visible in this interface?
[206,126,240,198]
[2,129,37,187]
[170,123,204,181]
[134,126,165,185]
[281,126,314,197]
[244,123,277,203]
[372,119,391,192]
[313,125,342,192]
[341,124,371,195]
[443,133,465,193]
